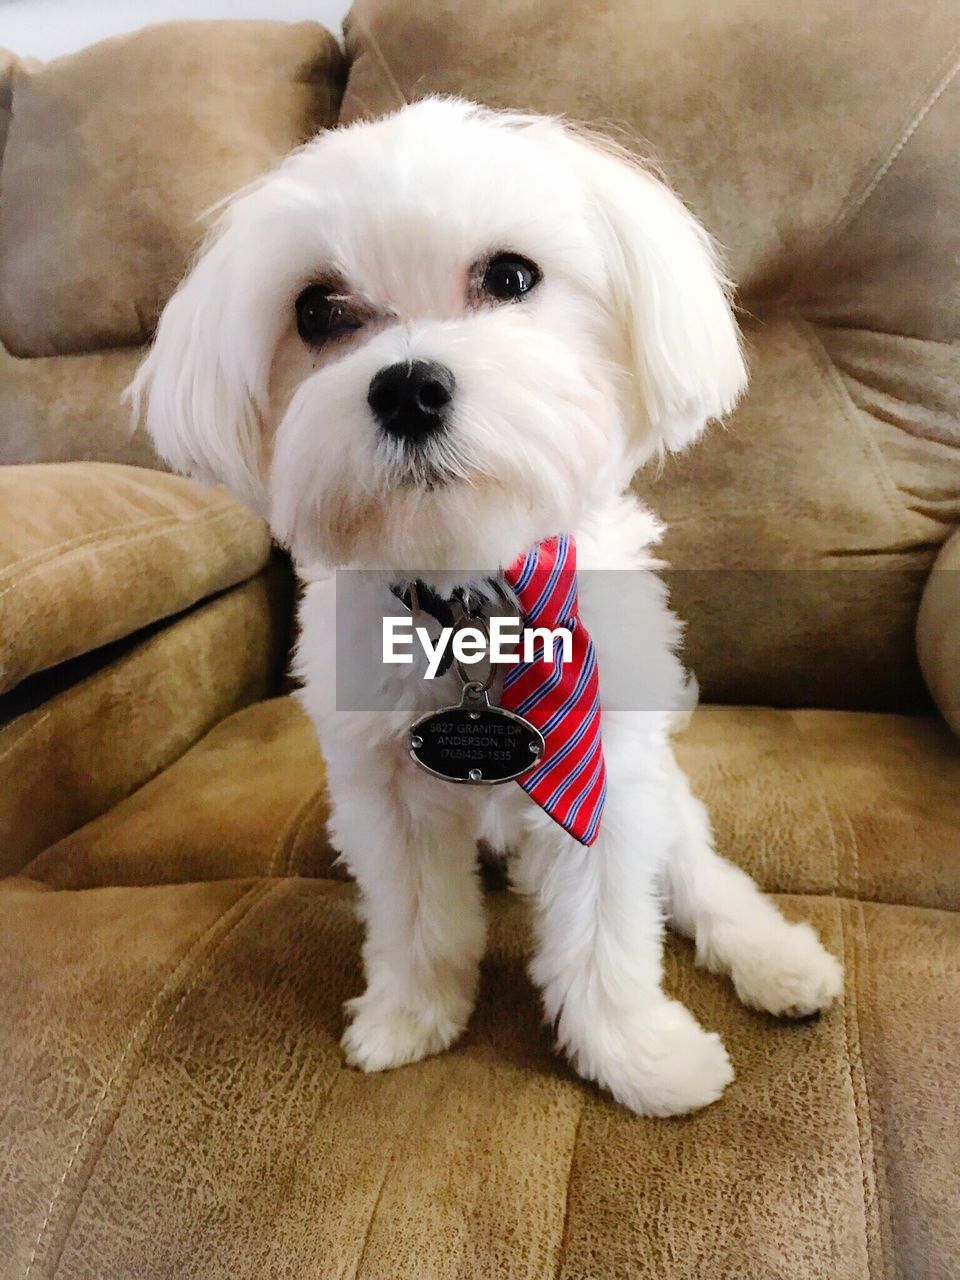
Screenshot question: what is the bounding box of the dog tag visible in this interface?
[409,682,545,784]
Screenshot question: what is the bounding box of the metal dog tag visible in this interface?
[409,682,545,785]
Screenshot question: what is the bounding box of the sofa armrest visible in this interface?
[0,462,291,872]
[0,462,271,694]
[918,528,960,736]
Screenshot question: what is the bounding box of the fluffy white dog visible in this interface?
[134,97,842,1116]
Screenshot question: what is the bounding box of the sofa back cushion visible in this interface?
[0,20,344,469]
[0,462,271,697]
[342,0,960,712]
[0,20,344,356]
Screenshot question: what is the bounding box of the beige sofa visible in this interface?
[1,5,958,1277]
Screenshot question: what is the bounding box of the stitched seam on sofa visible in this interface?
[837,904,871,1277]
[284,788,333,878]
[269,785,323,878]
[793,316,914,549]
[349,1043,459,1276]
[553,1097,587,1280]
[25,880,276,1280]
[352,1136,401,1278]
[0,500,239,584]
[855,900,897,1278]
[347,9,409,118]
[819,769,843,898]
[839,900,886,1280]
[784,37,960,304]
[834,771,861,902]
[785,709,842,895]
[780,893,960,915]
[787,710,853,899]
[0,501,247,601]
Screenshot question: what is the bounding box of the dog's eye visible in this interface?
[481,254,541,301]
[295,285,361,345]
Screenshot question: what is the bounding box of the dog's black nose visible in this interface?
[368,360,455,442]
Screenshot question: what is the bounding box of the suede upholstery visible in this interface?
[0,10,958,1280]
[0,566,291,877]
[1,878,957,1280]
[0,462,271,694]
[0,21,345,356]
[343,0,960,713]
[24,698,341,890]
[0,343,155,468]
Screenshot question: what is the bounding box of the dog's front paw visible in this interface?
[730,921,843,1018]
[566,999,734,1118]
[341,992,466,1072]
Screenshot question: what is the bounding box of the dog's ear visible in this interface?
[129,212,269,514]
[548,122,746,456]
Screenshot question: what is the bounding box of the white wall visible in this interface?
[0,0,352,61]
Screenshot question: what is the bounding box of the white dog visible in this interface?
[134,98,842,1116]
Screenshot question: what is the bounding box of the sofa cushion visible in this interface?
[0,874,263,1278]
[24,699,960,913]
[0,462,271,695]
[677,705,960,912]
[0,343,156,468]
[342,0,959,320]
[342,0,960,712]
[0,21,345,356]
[0,875,956,1278]
[653,315,956,712]
[25,697,337,889]
[0,568,291,877]
[918,528,960,736]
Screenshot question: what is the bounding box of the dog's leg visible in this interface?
[663,752,843,1017]
[330,771,486,1072]
[512,740,734,1116]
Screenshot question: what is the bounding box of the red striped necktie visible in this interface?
[502,535,606,846]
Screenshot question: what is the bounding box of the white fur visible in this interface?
[133,98,841,1116]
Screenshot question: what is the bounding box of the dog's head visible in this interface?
[133,97,745,572]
